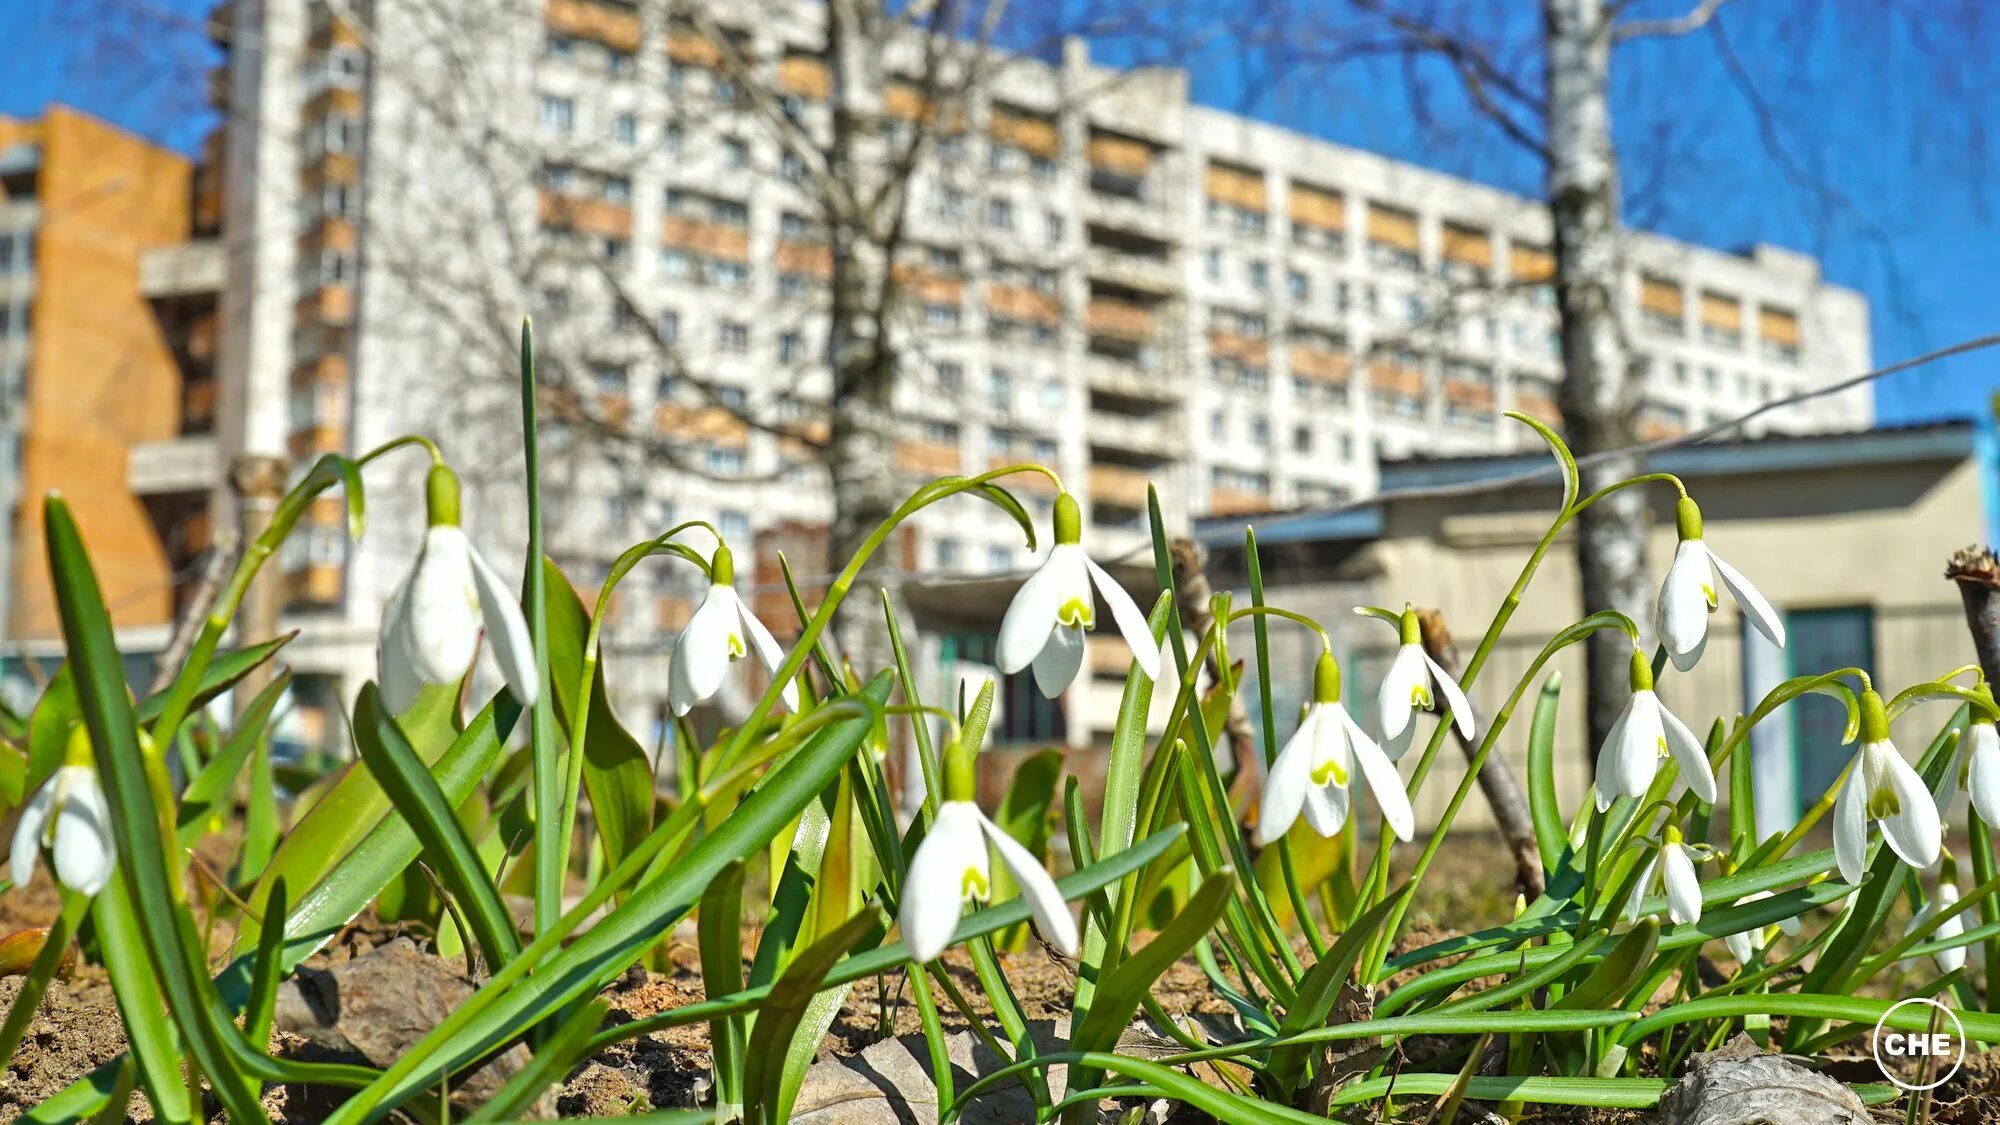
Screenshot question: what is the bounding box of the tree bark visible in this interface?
[1947,545,2000,685]
[1545,0,1649,773]
[1418,609,1544,900]
[823,0,905,675]
[1169,538,1260,796]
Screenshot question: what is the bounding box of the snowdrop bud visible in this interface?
[1675,494,1703,542]
[1313,650,1341,704]
[944,734,978,804]
[1053,491,1082,545]
[1628,647,1654,692]
[711,543,735,585]
[1398,605,1422,647]
[426,463,461,527]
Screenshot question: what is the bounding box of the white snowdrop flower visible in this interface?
[996,493,1159,699]
[668,544,799,717]
[1593,648,1715,811]
[1832,689,1942,885]
[10,728,115,897]
[378,465,538,714]
[1363,605,1474,760]
[1721,890,1802,965]
[1625,826,1705,927]
[1949,714,2000,828]
[899,713,1078,963]
[1656,496,1785,673]
[1256,652,1414,846]
[1902,879,1968,975]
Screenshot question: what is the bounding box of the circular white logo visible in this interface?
[1872,997,1965,1092]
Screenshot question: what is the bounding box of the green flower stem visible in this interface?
[520,321,566,944]
[1364,613,1637,983]
[1353,472,1680,968]
[1970,810,2000,1012]
[1850,868,2000,980]
[553,522,717,899]
[1244,530,1330,958]
[711,464,1055,776]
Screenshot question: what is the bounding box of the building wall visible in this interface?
[2,108,192,640]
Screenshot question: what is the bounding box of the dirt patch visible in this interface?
[0,973,137,1124]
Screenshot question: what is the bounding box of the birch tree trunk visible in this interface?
[1544,0,1649,769]
[824,0,905,669]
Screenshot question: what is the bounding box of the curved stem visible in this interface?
[1221,605,1329,650]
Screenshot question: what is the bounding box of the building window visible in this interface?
[602,176,632,204]
[1293,425,1312,453]
[1205,249,1222,282]
[986,199,1014,230]
[717,509,751,542]
[1287,271,1309,301]
[924,304,960,328]
[717,321,749,352]
[665,124,684,156]
[988,369,1012,409]
[613,113,637,144]
[936,537,961,568]
[712,261,749,289]
[723,137,748,168]
[1248,260,1269,291]
[1044,211,1064,246]
[777,332,804,363]
[539,95,574,132]
[708,446,746,474]
[937,362,964,391]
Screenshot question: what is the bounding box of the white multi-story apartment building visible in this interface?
[201,0,1870,751]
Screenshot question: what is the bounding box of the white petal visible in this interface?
[668,587,737,716]
[1300,777,1350,837]
[995,550,1074,675]
[1967,724,2000,827]
[1708,549,1786,650]
[1383,717,1418,763]
[1341,708,1413,842]
[735,597,800,712]
[1084,555,1160,681]
[1030,624,1086,699]
[1902,899,1939,973]
[899,803,987,962]
[1668,626,1708,675]
[1626,854,1661,924]
[405,526,482,686]
[377,578,427,715]
[466,544,539,709]
[1421,653,1476,739]
[980,812,1079,956]
[1662,844,1703,926]
[1256,708,1320,847]
[1619,694,1666,802]
[1657,540,1714,667]
[1934,883,1968,972]
[50,768,115,897]
[1377,645,1429,740]
[1724,929,1755,965]
[1875,742,1942,872]
[1658,701,1717,804]
[10,772,57,890]
[1593,701,1632,811]
[1833,753,1869,884]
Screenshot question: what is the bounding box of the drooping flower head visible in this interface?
[1946,688,2000,828]
[1657,496,1785,672]
[10,725,115,897]
[899,683,1079,962]
[997,493,1159,699]
[1626,824,1705,927]
[378,463,538,714]
[1902,862,1969,975]
[1256,651,1414,845]
[1362,605,1475,760]
[668,543,799,717]
[1593,647,1716,811]
[1833,687,1942,885]
[1722,889,1803,966]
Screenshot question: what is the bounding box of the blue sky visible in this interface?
[5,0,1995,423]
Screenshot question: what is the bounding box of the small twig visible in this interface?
[1946,546,2000,686]
[1169,538,1260,799]
[1417,609,1545,901]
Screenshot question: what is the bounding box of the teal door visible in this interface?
[1786,607,1876,817]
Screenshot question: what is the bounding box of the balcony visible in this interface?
[541,191,634,239]
[1086,245,1176,295]
[1084,353,1180,405]
[1084,189,1175,244]
[1086,412,1174,459]
[140,240,223,299]
[1085,297,1153,344]
[1207,488,1271,517]
[897,439,962,475]
[546,0,643,52]
[1089,463,1152,510]
[128,435,218,497]
[986,283,1060,325]
[1290,347,1349,387]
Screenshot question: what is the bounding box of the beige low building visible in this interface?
[1196,420,1983,835]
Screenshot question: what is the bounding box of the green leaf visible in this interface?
[744,909,880,1125]
[244,878,288,1050]
[326,676,895,1123]
[42,499,263,1120]
[175,670,290,848]
[353,683,521,970]
[1526,672,1565,873]
[1554,918,1657,1010]
[543,556,654,876]
[89,881,193,1124]
[1267,887,1410,1094]
[520,319,565,941]
[1505,410,1579,512]
[698,860,748,1111]
[1332,1074,1665,1110]
[462,1000,609,1123]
